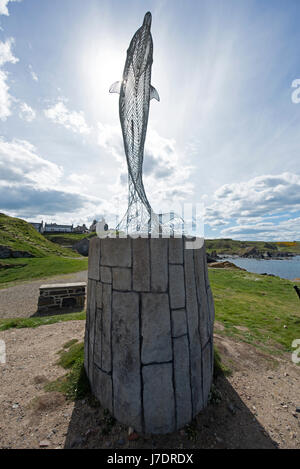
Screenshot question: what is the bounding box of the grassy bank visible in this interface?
[209,267,300,355]
[0,256,88,287]
[0,311,86,331]
[44,232,96,247]
[205,238,300,256]
[0,213,76,257]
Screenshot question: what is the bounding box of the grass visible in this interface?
[213,346,231,378]
[209,267,300,355]
[44,232,96,247]
[205,238,300,255]
[45,340,90,401]
[0,256,88,287]
[0,213,77,257]
[0,311,86,331]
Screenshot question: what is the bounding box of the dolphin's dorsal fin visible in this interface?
[150,85,160,101]
[109,81,122,94]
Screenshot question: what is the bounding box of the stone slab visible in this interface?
[171,309,187,337]
[101,284,112,373]
[194,248,210,345]
[100,266,112,284]
[173,335,192,429]
[141,293,172,364]
[143,363,175,434]
[93,366,113,413]
[94,308,102,367]
[112,291,142,431]
[133,238,150,291]
[169,237,183,264]
[95,282,102,309]
[101,238,131,267]
[112,268,132,291]
[202,339,213,407]
[150,238,168,292]
[88,238,100,280]
[189,332,203,417]
[39,282,86,290]
[169,264,185,309]
[87,279,96,385]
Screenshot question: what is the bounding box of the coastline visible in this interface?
[215,255,300,281]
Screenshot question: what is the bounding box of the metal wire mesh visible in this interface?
[110,12,183,235]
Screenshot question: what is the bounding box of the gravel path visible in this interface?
[0,323,299,449]
[0,271,88,319]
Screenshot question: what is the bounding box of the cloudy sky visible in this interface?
[0,0,300,240]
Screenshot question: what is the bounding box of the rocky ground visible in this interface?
[0,271,88,319]
[0,320,299,449]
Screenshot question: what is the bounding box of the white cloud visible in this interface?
[204,172,300,240]
[206,172,300,225]
[96,124,194,215]
[0,37,18,120]
[0,0,21,16]
[28,64,38,82]
[221,218,300,242]
[18,102,36,122]
[44,101,91,135]
[0,37,18,66]
[0,137,62,187]
[0,137,103,221]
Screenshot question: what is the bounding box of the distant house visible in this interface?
[44,223,73,233]
[73,224,88,234]
[89,219,98,232]
[29,221,44,233]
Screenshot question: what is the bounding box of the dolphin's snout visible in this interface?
[143,11,152,29]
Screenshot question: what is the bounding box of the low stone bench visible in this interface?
[38,282,86,313]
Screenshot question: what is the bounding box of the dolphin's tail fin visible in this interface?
[150,85,160,101]
[109,81,122,94]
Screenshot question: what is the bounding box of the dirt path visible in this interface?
[0,271,87,319]
[0,321,299,449]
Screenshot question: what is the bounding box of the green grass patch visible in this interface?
[0,311,86,332]
[213,346,231,378]
[205,238,300,255]
[45,341,90,401]
[62,339,79,349]
[44,232,96,247]
[56,342,84,369]
[209,268,300,355]
[0,256,88,287]
[0,213,77,257]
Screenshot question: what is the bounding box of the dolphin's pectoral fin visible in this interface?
[150,85,160,101]
[109,81,122,94]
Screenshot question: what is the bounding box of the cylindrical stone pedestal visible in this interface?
[84,236,214,434]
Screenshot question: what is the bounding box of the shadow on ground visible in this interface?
[64,373,277,449]
[31,306,84,318]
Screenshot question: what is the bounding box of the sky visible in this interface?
[0,0,300,240]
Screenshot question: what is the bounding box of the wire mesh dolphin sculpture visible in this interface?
[109,11,161,234]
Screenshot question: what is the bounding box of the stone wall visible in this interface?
[85,236,214,434]
[38,282,86,313]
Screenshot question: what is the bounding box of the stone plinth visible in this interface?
[38,282,86,313]
[84,237,214,434]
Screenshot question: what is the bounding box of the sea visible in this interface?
[221,255,300,280]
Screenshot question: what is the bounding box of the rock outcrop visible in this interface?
[208,261,246,271]
[0,245,34,259]
[73,238,90,257]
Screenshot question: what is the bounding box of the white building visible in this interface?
[44,223,73,233]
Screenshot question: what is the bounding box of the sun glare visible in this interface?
[79,38,124,121]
